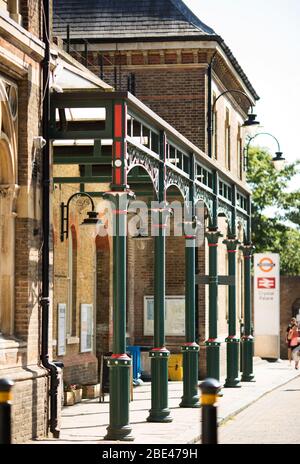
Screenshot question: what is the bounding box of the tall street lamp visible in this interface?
[206,87,259,384]
[244,132,286,172]
[240,132,285,382]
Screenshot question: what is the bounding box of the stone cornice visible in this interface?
[0,12,45,63]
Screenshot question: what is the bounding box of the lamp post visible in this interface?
[244,132,286,172]
[60,192,99,242]
[206,85,258,381]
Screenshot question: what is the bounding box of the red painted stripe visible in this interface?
[114,104,123,138]
[115,169,121,185]
[152,224,168,229]
[115,141,121,159]
[112,210,127,215]
[208,243,218,247]
[152,347,170,353]
[111,353,131,361]
[182,342,199,347]
[228,250,236,253]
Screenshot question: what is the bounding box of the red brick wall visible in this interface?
[20,0,42,38]
[73,49,207,152]
[280,276,300,359]
[0,14,49,441]
[96,234,113,354]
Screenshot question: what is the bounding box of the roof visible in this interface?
[53,0,259,100]
[53,0,215,40]
[52,45,113,91]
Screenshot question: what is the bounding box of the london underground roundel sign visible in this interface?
[257,257,276,273]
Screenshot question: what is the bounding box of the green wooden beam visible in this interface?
[53,176,110,184]
[54,156,112,165]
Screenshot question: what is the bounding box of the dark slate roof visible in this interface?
[53,0,259,100]
[53,0,216,40]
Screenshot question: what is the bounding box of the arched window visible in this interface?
[0,78,18,336]
[67,225,77,337]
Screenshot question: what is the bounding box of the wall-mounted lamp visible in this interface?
[60,192,98,242]
[210,88,260,140]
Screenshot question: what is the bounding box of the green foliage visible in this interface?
[247,147,300,275]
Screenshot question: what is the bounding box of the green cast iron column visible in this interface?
[240,244,255,382]
[147,131,172,423]
[104,193,134,441]
[205,229,222,380]
[180,234,200,407]
[224,238,241,388]
[147,208,172,422]
[105,101,134,441]
[180,153,199,408]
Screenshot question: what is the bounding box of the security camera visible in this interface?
[50,83,64,93]
[33,136,47,150]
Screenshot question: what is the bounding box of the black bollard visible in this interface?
[200,377,221,444]
[0,378,14,444]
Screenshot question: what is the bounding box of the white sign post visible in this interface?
[254,253,280,359]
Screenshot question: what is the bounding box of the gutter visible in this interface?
[41,0,60,438]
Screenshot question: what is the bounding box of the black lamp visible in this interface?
[242,112,260,127]
[272,151,286,172]
[81,210,99,226]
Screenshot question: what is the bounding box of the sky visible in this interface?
[185,0,300,188]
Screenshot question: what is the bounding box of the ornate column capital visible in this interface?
[223,237,240,252]
[240,243,255,258]
[205,229,223,245]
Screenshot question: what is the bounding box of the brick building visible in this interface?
[0,0,50,443]
[0,0,111,442]
[52,0,259,381]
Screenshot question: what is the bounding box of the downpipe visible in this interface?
[40,0,60,438]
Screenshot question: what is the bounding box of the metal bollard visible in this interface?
[0,378,14,444]
[200,377,221,444]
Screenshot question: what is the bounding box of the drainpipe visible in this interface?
[41,0,60,438]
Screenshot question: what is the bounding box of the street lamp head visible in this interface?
[272,151,286,172]
[81,210,99,226]
[242,113,260,128]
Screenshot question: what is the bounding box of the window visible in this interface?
[237,125,243,180]
[0,186,16,336]
[225,108,231,170]
[0,79,18,336]
[67,226,77,337]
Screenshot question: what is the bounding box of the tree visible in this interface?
[247,147,300,275]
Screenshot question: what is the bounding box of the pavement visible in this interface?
[219,375,300,444]
[29,358,300,445]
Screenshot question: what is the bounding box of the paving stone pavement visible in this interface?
[219,375,300,444]
[28,359,299,445]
